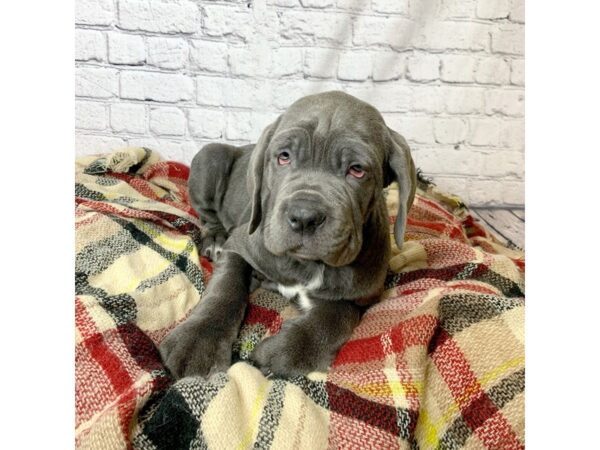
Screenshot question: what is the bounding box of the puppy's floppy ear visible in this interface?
[247,116,281,234]
[385,127,417,250]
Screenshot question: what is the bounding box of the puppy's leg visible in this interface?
[250,301,361,377]
[160,251,252,379]
[188,144,239,261]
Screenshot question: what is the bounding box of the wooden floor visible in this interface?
[470,208,525,250]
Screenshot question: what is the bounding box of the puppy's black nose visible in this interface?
[287,204,326,235]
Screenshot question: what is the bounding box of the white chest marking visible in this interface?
[276,267,324,311]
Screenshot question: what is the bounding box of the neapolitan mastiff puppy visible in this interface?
[160,91,417,379]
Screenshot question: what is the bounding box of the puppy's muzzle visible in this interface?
[285,198,326,235]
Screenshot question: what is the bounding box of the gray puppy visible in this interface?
[160,91,416,379]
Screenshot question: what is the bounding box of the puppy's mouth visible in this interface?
[273,233,355,267]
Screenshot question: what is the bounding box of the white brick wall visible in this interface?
[75,0,525,207]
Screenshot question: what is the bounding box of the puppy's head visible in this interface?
[248,91,416,267]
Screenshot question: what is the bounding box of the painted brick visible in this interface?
[438,0,477,19]
[272,80,339,110]
[464,178,504,206]
[433,117,468,144]
[189,40,229,73]
[337,0,370,10]
[345,85,411,112]
[353,16,413,48]
[196,76,256,108]
[280,11,353,45]
[338,52,371,81]
[469,118,501,146]
[372,52,406,81]
[120,71,194,102]
[476,0,510,19]
[203,5,253,42]
[491,25,525,55]
[444,87,485,114]
[415,147,484,176]
[226,111,254,140]
[407,54,440,81]
[75,134,127,155]
[272,48,304,77]
[147,37,188,70]
[371,0,410,15]
[412,21,489,51]
[75,101,107,131]
[511,59,525,86]
[484,89,524,116]
[510,0,525,23]
[118,0,199,33]
[499,180,523,205]
[500,119,525,149]
[411,86,445,114]
[75,30,106,62]
[108,33,145,65]
[304,48,339,78]
[475,57,511,85]
[300,0,334,7]
[229,46,274,77]
[127,137,192,162]
[482,151,523,177]
[110,103,147,134]
[427,176,468,198]
[268,0,299,6]
[385,115,435,144]
[188,109,225,139]
[75,0,114,26]
[150,107,186,136]
[440,55,476,83]
[75,67,118,98]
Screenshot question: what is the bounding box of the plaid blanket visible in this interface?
[75,148,525,450]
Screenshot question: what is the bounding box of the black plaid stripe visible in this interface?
[385,263,523,298]
[128,147,152,174]
[439,293,524,336]
[472,268,524,298]
[76,272,137,325]
[75,182,107,202]
[133,388,198,450]
[253,380,287,449]
[110,216,205,295]
[438,416,472,450]
[135,240,197,292]
[76,228,141,276]
[437,369,525,449]
[133,374,230,450]
[487,369,525,410]
[397,408,419,442]
[77,181,155,209]
[288,377,330,410]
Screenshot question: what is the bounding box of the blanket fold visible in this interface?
[75,148,524,450]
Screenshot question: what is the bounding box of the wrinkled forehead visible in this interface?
[275,94,389,157]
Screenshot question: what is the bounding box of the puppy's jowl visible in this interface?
[160,91,417,378]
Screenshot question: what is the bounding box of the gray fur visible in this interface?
[159,91,416,378]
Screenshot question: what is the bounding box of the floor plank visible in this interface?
[471,208,525,249]
[510,209,525,221]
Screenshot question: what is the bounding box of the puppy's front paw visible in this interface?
[200,230,227,261]
[250,321,335,378]
[159,318,233,379]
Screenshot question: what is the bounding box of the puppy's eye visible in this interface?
[277,151,291,166]
[347,164,365,179]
